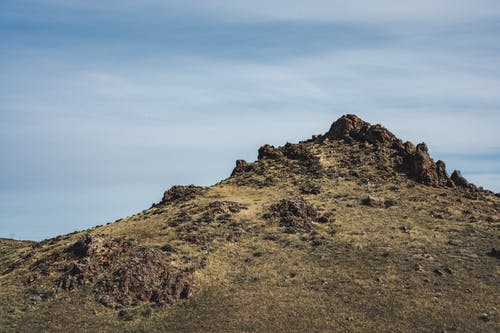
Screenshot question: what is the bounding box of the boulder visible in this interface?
[231,159,253,176]
[450,170,469,187]
[362,196,386,208]
[324,114,397,146]
[268,197,319,232]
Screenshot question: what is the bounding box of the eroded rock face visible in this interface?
[268,197,319,232]
[96,248,192,308]
[58,235,192,308]
[258,144,282,160]
[231,159,253,176]
[324,114,397,146]
[60,235,132,290]
[162,185,204,204]
[451,170,470,188]
[401,143,452,187]
[257,142,321,175]
[325,115,455,187]
[70,234,117,259]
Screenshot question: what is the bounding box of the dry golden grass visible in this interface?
[1,138,499,332]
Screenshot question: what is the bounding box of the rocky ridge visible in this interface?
[1,114,498,333]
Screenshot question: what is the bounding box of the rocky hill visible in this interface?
[0,115,498,332]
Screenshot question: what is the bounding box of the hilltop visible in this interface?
[0,115,498,332]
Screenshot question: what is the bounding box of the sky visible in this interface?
[1,1,499,241]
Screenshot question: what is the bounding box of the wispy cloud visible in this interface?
[1,1,499,240]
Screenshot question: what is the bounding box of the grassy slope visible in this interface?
[0,140,499,333]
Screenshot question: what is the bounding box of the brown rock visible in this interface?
[205,201,247,215]
[324,114,397,146]
[70,234,113,259]
[300,183,322,195]
[258,144,281,160]
[95,248,192,308]
[269,197,319,232]
[399,143,451,187]
[362,196,386,208]
[450,170,469,187]
[231,159,253,176]
[162,185,204,204]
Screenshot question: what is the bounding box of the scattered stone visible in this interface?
[205,201,247,215]
[361,196,385,208]
[300,183,321,195]
[317,212,334,223]
[399,226,411,233]
[161,185,204,204]
[488,248,500,259]
[479,313,490,322]
[413,264,424,272]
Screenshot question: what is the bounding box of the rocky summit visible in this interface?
[0,115,498,333]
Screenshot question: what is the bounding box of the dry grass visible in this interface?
[1,139,499,332]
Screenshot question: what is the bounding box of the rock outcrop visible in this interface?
[96,248,192,308]
[323,114,471,188]
[451,170,470,188]
[58,235,192,308]
[268,197,319,233]
[231,159,253,176]
[324,114,397,146]
[162,185,205,204]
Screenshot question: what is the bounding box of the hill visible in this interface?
[0,115,498,332]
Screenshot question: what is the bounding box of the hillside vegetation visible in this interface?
[1,115,498,332]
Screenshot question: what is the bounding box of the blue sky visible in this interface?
[1,1,500,240]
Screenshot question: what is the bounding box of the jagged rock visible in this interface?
[451,170,469,187]
[268,197,319,232]
[231,159,253,176]
[96,248,192,308]
[70,234,114,259]
[258,143,320,170]
[323,115,457,187]
[162,185,204,204]
[324,114,397,146]
[59,235,133,290]
[258,144,282,160]
[402,143,452,187]
[59,236,192,308]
